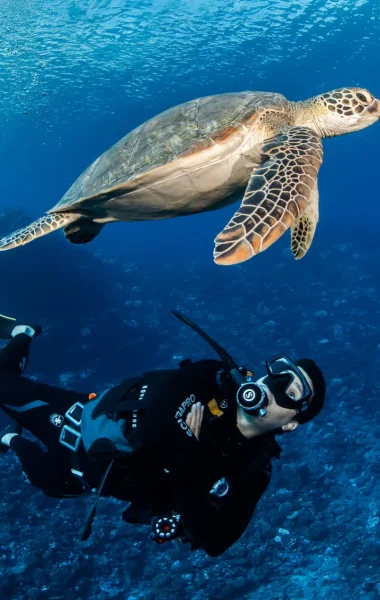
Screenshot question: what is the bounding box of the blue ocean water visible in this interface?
[0,1,380,598]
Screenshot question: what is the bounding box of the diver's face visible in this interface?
[256,366,314,431]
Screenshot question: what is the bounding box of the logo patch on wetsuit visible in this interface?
[49,413,64,427]
[174,393,196,437]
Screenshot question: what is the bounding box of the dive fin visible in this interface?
[0,212,80,251]
[63,218,105,244]
[290,183,319,259]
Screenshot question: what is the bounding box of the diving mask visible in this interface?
[265,354,312,410]
[238,354,312,416]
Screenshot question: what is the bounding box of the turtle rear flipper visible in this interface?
[0,212,80,251]
[63,218,105,244]
[213,126,323,265]
[291,183,319,259]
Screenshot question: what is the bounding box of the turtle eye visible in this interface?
[356,91,372,105]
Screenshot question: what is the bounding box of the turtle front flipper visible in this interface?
[213,126,323,265]
[290,183,319,260]
[0,212,81,251]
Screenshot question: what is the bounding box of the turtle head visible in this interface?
[293,87,380,138]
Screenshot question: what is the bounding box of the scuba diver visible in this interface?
[0,310,326,557]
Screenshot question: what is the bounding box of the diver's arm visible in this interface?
[145,359,226,481]
[171,463,272,557]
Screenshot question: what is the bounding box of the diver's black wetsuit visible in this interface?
[117,358,281,556]
[0,335,281,557]
[0,334,88,496]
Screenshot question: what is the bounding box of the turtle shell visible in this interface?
[51,91,289,211]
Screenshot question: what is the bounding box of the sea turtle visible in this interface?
[1,87,379,264]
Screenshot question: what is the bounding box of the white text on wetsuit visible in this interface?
[174,393,196,436]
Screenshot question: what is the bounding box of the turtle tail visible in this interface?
[0,212,80,251]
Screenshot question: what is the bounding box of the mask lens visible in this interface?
[266,355,312,405]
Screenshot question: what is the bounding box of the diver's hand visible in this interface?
[186,402,204,440]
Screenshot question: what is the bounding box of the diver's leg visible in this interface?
[0,421,22,453]
[9,435,48,488]
[6,434,82,496]
[0,334,32,374]
[0,312,41,341]
[0,373,88,451]
[0,319,41,374]
[0,319,88,451]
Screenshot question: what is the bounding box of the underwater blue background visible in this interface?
[0,1,380,598]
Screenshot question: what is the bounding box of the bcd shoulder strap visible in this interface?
[91,376,150,419]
